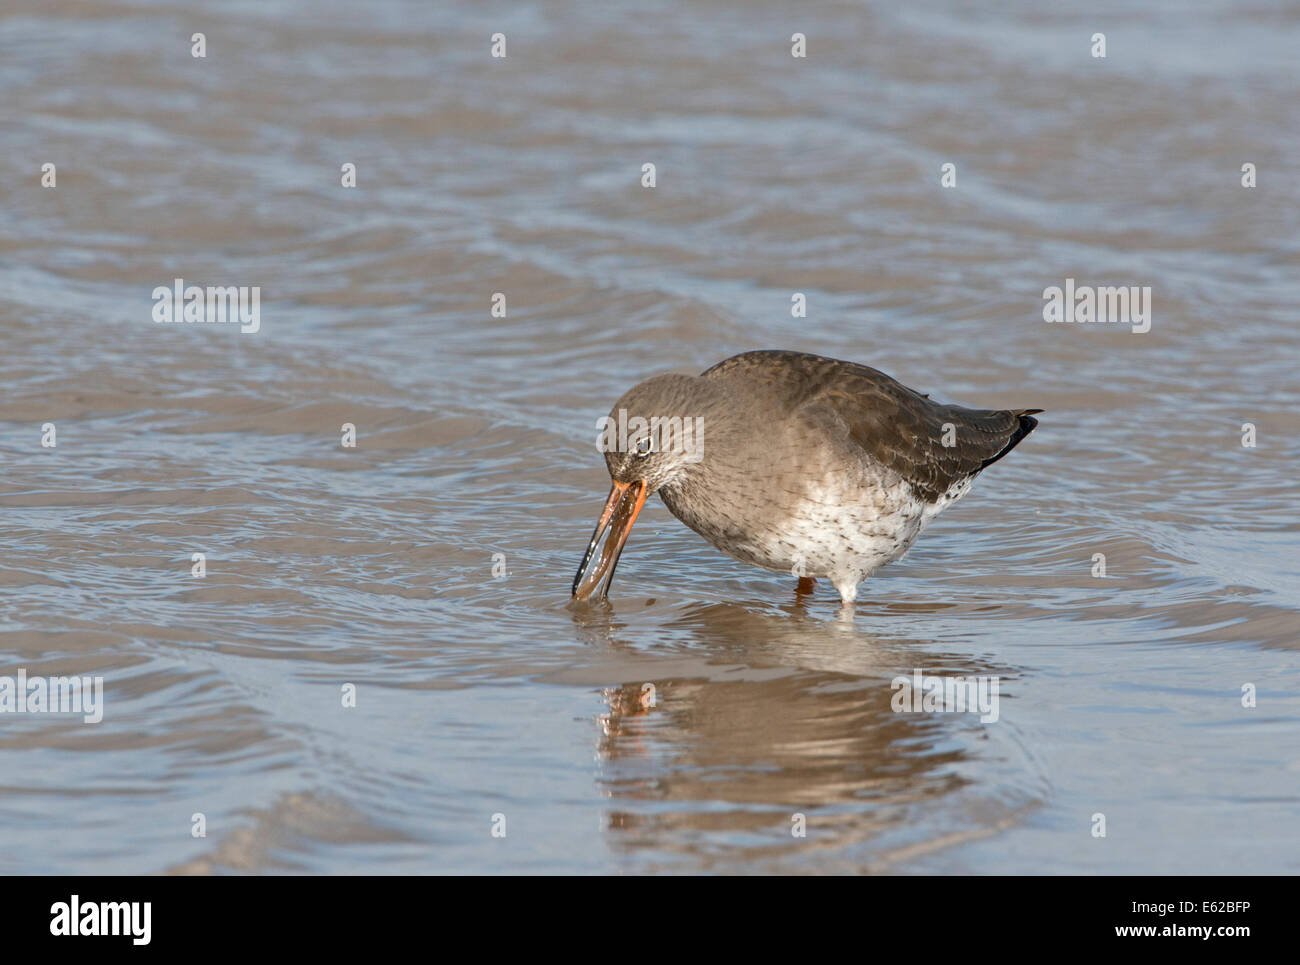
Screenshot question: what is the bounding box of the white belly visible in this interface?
[709,470,975,602]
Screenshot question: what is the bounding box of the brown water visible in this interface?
[2,0,1298,874]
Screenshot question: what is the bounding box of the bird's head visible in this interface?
[571,373,717,601]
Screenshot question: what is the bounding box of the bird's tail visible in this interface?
[978,408,1042,471]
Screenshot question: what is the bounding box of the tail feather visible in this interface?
[978,409,1041,472]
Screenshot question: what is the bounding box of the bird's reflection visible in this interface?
[568,597,1028,870]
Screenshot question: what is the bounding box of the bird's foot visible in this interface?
[795,576,816,596]
[833,576,860,607]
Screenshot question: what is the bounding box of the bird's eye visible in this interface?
[634,437,653,456]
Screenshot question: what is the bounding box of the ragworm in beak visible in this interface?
[571,479,648,601]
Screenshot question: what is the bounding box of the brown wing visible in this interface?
[702,350,1040,502]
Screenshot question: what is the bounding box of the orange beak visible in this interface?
[571,479,649,601]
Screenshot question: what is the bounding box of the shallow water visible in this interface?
[1,0,1297,874]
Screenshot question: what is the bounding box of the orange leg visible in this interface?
[795,576,816,596]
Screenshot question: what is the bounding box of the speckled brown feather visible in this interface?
[701,349,1040,502]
